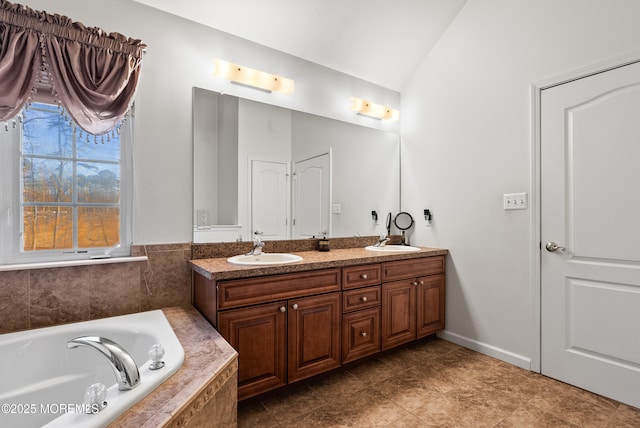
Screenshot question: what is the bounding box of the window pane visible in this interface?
[23,158,72,203]
[22,104,74,157]
[23,206,73,251]
[78,207,120,248]
[77,134,120,161]
[77,163,120,203]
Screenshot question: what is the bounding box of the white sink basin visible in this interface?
[365,245,421,252]
[227,253,303,266]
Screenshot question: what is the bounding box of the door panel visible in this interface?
[218,302,287,400]
[381,279,416,350]
[251,160,289,240]
[541,60,640,408]
[292,153,330,238]
[287,293,341,382]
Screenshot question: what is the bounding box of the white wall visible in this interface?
[21,0,399,245]
[401,0,640,366]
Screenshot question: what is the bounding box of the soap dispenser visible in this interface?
[318,233,330,252]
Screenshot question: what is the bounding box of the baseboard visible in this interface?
[437,329,532,371]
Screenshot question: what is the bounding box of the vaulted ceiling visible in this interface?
[129,0,467,91]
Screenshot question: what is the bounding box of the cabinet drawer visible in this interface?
[382,256,445,281]
[342,264,381,290]
[342,285,381,312]
[218,268,341,309]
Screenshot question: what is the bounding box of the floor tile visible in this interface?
[237,337,640,428]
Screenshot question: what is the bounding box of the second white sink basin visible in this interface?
[365,245,421,253]
[227,253,303,266]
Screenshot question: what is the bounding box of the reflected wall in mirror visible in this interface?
[193,87,400,243]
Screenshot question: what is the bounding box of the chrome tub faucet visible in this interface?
[67,336,141,391]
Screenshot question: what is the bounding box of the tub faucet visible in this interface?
[247,237,265,255]
[67,336,141,391]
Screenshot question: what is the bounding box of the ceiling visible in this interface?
[129,0,467,91]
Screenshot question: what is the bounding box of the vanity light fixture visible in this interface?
[213,59,295,94]
[349,97,399,121]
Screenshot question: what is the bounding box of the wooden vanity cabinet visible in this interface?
[202,268,342,400]
[193,254,446,400]
[381,256,445,350]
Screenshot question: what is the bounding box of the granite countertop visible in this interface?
[189,246,448,280]
[110,306,237,427]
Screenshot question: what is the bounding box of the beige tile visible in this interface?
[307,370,369,405]
[141,249,191,310]
[237,340,639,428]
[89,262,143,319]
[0,270,29,333]
[261,383,325,424]
[494,405,578,427]
[30,266,90,328]
[608,403,640,427]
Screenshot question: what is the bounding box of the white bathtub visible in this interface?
[0,310,185,428]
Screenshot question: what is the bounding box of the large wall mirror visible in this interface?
[193,87,400,243]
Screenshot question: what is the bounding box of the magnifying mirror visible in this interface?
[393,212,415,245]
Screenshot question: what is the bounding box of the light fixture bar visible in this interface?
[214,59,294,94]
[349,97,399,121]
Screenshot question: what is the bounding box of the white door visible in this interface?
[251,160,289,241]
[541,61,640,407]
[292,153,330,238]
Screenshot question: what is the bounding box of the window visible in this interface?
[0,102,132,264]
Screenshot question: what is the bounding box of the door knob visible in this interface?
[545,242,566,253]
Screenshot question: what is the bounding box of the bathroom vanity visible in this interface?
[189,246,447,400]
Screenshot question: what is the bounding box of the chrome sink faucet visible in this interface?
[247,237,265,255]
[373,233,391,247]
[67,336,141,391]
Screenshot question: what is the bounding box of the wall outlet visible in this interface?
[503,193,527,210]
[196,209,210,227]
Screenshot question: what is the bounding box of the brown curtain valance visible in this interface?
[0,0,146,135]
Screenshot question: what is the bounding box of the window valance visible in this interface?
[0,0,146,135]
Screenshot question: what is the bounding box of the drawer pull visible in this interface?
[360,296,368,302]
[279,306,286,313]
[361,274,368,280]
[360,332,368,337]
[292,303,299,310]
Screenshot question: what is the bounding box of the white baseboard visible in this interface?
[437,329,532,371]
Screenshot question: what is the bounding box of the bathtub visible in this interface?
[0,310,185,428]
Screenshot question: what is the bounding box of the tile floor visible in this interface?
[237,336,640,427]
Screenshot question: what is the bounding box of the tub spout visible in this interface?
[67,336,141,391]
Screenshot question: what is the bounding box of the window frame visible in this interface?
[0,103,133,265]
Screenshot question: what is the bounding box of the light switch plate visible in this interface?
[503,193,527,210]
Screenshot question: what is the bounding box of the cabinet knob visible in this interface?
[360,296,368,302]
[411,281,418,286]
[361,274,368,280]
[279,306,286,313]
[360,332,367,337]
[419,280,425,285]
[292,303,299,310]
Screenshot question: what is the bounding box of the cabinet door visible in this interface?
[416,273,446,338]
[218,302,287,400]
[381,279,416,350]
[288,292,341,382]
[342,307,381,364]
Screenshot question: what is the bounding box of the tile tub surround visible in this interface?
[0,243,192,335]
[189,245,448,281]
[111,306,238,428]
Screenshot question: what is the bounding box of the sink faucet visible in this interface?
[67,336,141,391]
[373,233,391,247]
[247,237,265,255]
